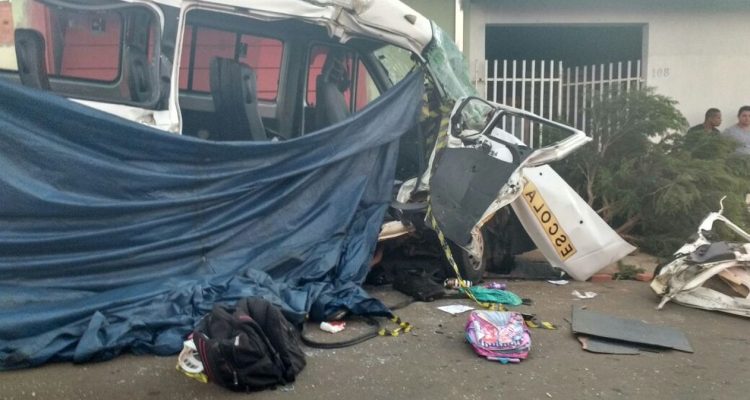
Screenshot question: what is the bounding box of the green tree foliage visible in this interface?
[552,88,750,256]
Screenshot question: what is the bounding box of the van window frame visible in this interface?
[0,0,165,108]
[178,22,285,102]
[43,8,126,85]
[301,41,389,133]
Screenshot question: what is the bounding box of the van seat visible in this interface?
[209,57,267,141]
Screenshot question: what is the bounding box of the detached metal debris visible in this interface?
[571,307,693,353]
[651,198,750,318]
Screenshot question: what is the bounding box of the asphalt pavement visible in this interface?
[1,280,748,400]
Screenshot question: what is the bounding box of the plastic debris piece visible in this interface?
[319,321,346,333]
[176,338,208,383]
[547,280,569,285]
[464,286,523,306]
[571,290,598,299]
[437,305,475,315]
[483,281,508,290]
[444,278,471,289]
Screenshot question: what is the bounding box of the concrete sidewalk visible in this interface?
[1,280,748,400]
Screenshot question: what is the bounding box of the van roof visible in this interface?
[150,0,433,53]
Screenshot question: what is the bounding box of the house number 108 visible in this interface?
[652,67,670,78]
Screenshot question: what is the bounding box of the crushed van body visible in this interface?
[0,0,632,369]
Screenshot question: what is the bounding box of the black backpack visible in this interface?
[192,298,306,391]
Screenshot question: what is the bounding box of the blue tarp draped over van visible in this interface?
[0,71,423,370]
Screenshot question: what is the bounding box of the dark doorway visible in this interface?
[485,25,644,67]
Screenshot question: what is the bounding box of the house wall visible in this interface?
[402,0,455,38]
[0,0,20,70]
[466,0,750,128]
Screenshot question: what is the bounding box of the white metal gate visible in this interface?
[474,59,644,144]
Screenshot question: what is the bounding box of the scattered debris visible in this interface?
[437,305,475,315]
[483,281,508,290]
[392,267,445,302]
[576,335,640,355]
[571,290,597,299]
[177,338,208,383]
[464,286,524,306]
[718,267,750,297]
[320,321,347,334]
[444,278,472,289]
[652,200,750,317]
[571,307,693,353]
[522,313,557,330]
[547,279,570,285]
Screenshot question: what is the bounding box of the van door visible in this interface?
[429,97,591,247]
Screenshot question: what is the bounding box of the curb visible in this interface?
[590,273,613,283]
[588,272,654,282]
[635,272,654,282]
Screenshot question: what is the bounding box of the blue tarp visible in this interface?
[0,72,424,370]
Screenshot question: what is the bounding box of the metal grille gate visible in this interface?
[473,59,644,145]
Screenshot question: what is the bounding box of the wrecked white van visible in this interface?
[0,0,623,281]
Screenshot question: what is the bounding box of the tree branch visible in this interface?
[585,165,596,207]
[616,214,642,235]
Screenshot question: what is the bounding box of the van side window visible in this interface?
[18,3,123,82]
[179,25,283,101]
[51,11,122,82]
[2,0,160,106]
[304,45,381,133]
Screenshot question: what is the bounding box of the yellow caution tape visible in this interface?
[378,315,413,337]
[427,205,499,311]
[428,204,557,329]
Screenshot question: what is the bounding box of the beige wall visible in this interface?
[467,0,750,127]
[403,0,455,38]
[0,0,22,70]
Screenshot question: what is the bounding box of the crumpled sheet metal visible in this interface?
[651,257,750,318]
[651,208,750,318]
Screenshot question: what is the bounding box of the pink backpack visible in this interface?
[465,311,531,363]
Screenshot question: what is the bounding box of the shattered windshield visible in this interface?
[424,22,479,104]
[373,45,418,85]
